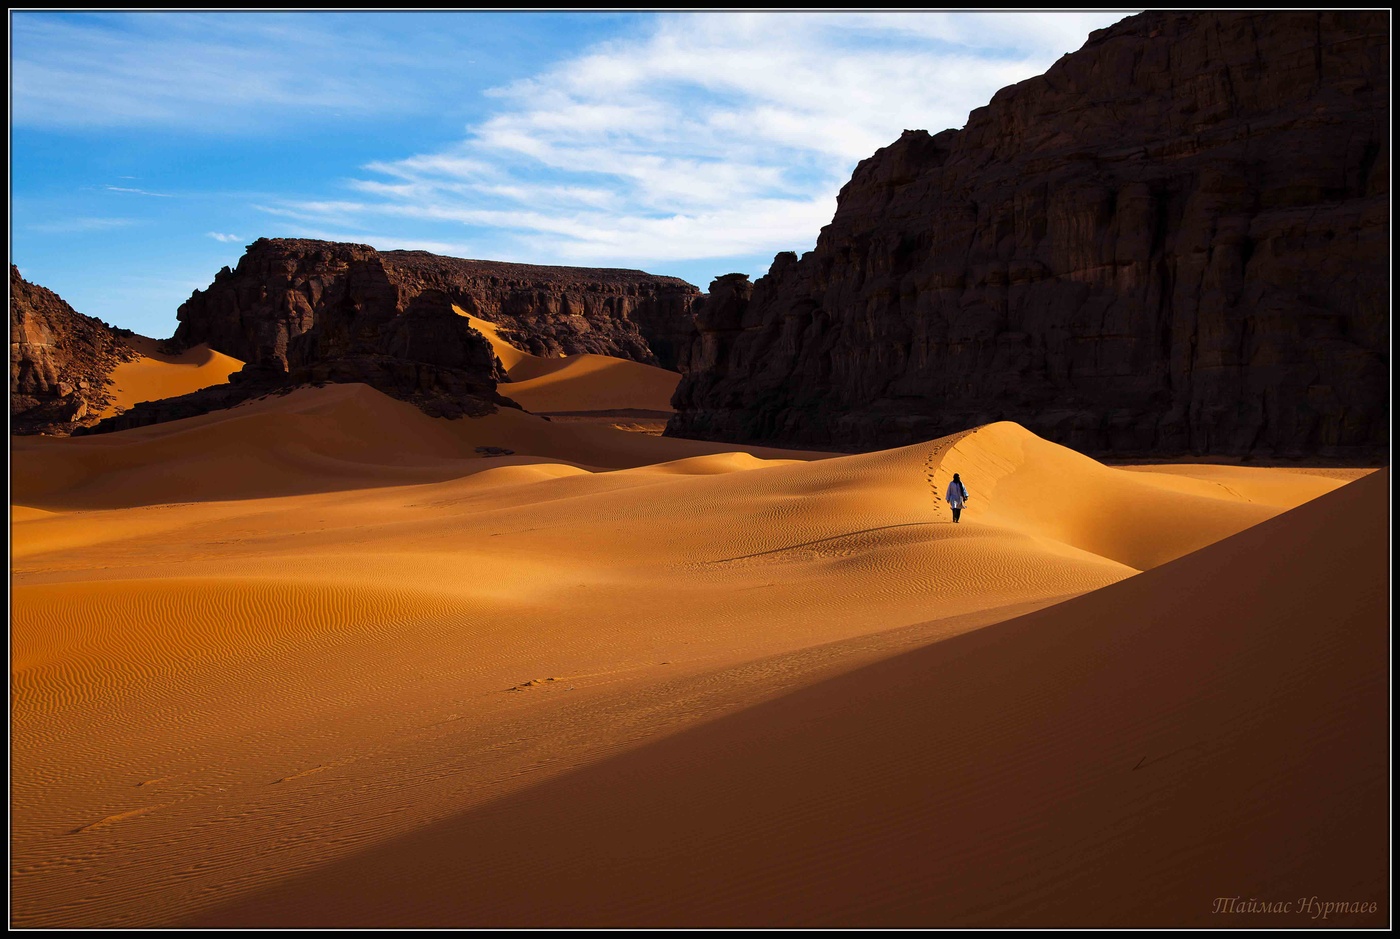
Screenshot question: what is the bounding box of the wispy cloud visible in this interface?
[10,12,508,132]
[31,216,138,233]
[262,11,1133,268]
[206,232,243,243]
[105,185,171,197]
[252,201,369,226]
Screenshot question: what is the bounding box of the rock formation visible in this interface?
[10,266,138,435]
[81,288,510,435]
[170,239,699,371]
[670,11,1389,459]
[17,239,702,437]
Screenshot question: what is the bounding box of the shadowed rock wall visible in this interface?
[670,12,1389,458]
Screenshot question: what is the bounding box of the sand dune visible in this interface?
[937,422,1347,569]
[1119,462,1376,504]
[187,469,1389,928]
[460,309,680,415]
[499,352,679,413]
[460,311,531,372]
[11,384,820,510]
[98,335,244,417]
[10,384,1379,927]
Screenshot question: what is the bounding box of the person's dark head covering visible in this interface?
[952,473,961,481]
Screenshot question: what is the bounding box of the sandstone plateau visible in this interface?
[670,11,1389,459]
[170,238,699,371]
[10,266,139,435]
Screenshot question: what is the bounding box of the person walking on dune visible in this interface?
[946,473,970,523]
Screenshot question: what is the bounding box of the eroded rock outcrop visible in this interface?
[171,239,700,371]
[10,266,138,435]
[82,288,509,435]
[670,11,1389,458]
[24,238,703,436]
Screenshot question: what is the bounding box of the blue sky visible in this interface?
[11,10,1133,338]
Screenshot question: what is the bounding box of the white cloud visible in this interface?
[105,185,171,197]
[257,11,1136,269]
[31,216,138,234]
[251,201,370,226]
[206,232,243,243]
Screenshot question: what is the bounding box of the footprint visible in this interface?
[273,765,331,785]
[427,713,465,727]
[72,805,162,834]
[506,677,560,692]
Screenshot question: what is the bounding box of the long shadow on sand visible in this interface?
[705,521,945,563]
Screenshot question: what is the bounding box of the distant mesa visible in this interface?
[668,11,1389,460]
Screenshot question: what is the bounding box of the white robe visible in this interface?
[945,480,969,508]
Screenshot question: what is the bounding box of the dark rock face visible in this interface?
[676,272,754,375]
[80,241,586,435]
[670,12,1389,459]
[81,288,512,436]
[171,239,700,371]
[10,266,138,435]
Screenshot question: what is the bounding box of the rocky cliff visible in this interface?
[670,11,1389,458]
[171,239,700,371]
[10,266,138,435]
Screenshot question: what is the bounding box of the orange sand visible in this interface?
[459,309,680,414]
[98,335,244,417]
[190,467,1391,928]
[10,382,1385,928]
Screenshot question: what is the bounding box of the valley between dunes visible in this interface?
[9,329,1387,927]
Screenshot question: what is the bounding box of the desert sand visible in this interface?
[98,335,244,418]
[9,328,1387,928]
[461,309,679,418]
